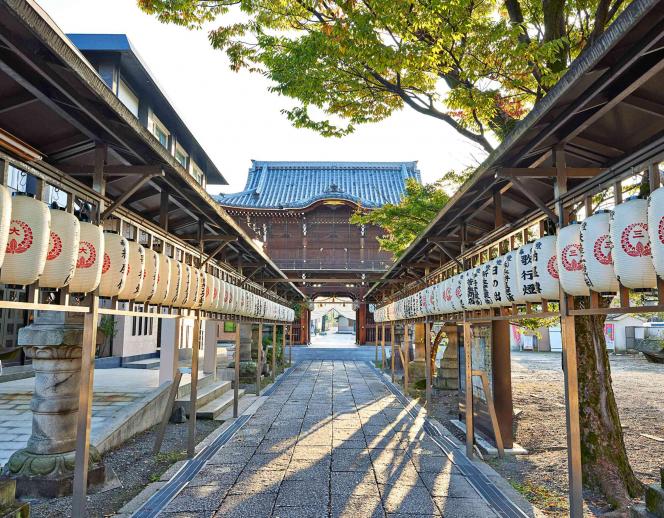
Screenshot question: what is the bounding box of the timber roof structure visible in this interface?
[217,160,420,209]
[366,0,664,302]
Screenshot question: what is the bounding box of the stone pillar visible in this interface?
[409,323,428,383]
[239,323,253,361]
[159,317,180,385]
[435,325,459,390]
[2,311,105,498]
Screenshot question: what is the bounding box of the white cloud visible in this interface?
[38,0,484,195]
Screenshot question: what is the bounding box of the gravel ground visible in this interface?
[29,418,221,518]
[426,352,664,517]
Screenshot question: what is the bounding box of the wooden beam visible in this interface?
[101,171,163,219]
[509,176,558,224]
[495,167,606,178]
[427,239,463,268]
[59,164,164,177]
[179,233,238,242]
[199,238,237,268]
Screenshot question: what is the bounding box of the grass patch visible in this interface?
[509,480,568,513]
[155,450,187,464]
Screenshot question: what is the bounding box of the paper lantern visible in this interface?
[557,223,589,296]
[167,259,182,306]
[69,221,104,294]
[580,211,618,293]
[516,244,540,303]
[503,251,524,304]
[135,248,158,303]
[150,254,171,305]
[490,256,510,307]
[118,241,145,300]
[480,262,494,308]
[202,272,213,310]
[196,269,206,309]
[176,264,193,308]
[99,233,129,297]
[0,194,50,286]
[438,278,450,313]
[39,208,80,289]
[0,185,12,269]
[531,235,559,300]
[648,187,664,280]
[611,197,657,289]
[189,268,204,309]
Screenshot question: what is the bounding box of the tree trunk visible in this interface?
[574,297,642,508]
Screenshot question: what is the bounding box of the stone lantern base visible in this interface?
[1,311,106,498]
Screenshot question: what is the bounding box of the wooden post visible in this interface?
[390,323,395,382]
[72,296,99,517]
[288,324,292,366]
[256,323,263,396]
[381,323,386,371]
[555,147,583,518]
[233,322,240,418]
[283,324,287,368]
[472,370,504,457]
[272,323,277,382]
[375,325,379,364]
[187,311,201,457]
[424,319,432,409]
[463,321,473,458]
[403,323,409,394]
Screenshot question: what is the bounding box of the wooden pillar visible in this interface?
[390,323,395,382]
[463,321,473,458]
[492,319,513,449]
[381,323,386,370]
[272,323,277,381]
[555,147,583,518]
[233,322,240,418]
[403,323,409,393]
[424,319,432,409]
[288,324,292,366]
[358,303,367,345]
[256,323,263,396]
[187,311,201,457]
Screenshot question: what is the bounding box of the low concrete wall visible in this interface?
[91,382,172,455]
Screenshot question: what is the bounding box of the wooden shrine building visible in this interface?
[218,160,420,344]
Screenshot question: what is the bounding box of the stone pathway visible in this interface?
[162,361,503,517]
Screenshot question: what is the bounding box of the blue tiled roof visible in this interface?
[217,161,420,209]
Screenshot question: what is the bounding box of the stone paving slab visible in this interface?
[158,360,524,517]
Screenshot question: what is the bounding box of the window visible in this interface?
[190,161,204,185]
[175,144,188,169]
[118,79,139,117]
[149,113,170,148]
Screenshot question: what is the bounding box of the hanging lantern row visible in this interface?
[0,191,294,322]
[374,191,664,322]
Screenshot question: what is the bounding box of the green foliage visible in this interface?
[98,316,117,338]
[139,0,627,152]
[350,170,471,256]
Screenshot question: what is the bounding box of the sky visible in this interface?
[38,0,486,196]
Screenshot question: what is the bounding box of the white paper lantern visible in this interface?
[648,187,664,281]
[532,236,559,300]
[557,223,589,296]
[611,197,657,289]
[167,259,182,306]
[176,264,193,308]
[503,251,524,304]
[150,254,171,305]
[0,194,50,286]
[480,262,494,308]
[99,233,129,297]
[0,185,11,269]
[580,211,618,293]
[490,256,510,307]
[189,268,203,309]
[39,208,80,289]
[135,248,158,303]
[516,244,540,303]
[118,241,145,300]
[69,221,104,294]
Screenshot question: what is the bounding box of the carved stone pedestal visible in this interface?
[2,312,105,498]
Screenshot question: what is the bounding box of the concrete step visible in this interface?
[176,371,214,399]
[176,380,232,415]
[197,388,246,420]
[646,483,664,517]
[213,394,258,422]
[122,358,160,370]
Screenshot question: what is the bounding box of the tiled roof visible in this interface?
[217,161,420,209]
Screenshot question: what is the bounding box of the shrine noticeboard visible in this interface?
[459,322,514,449]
